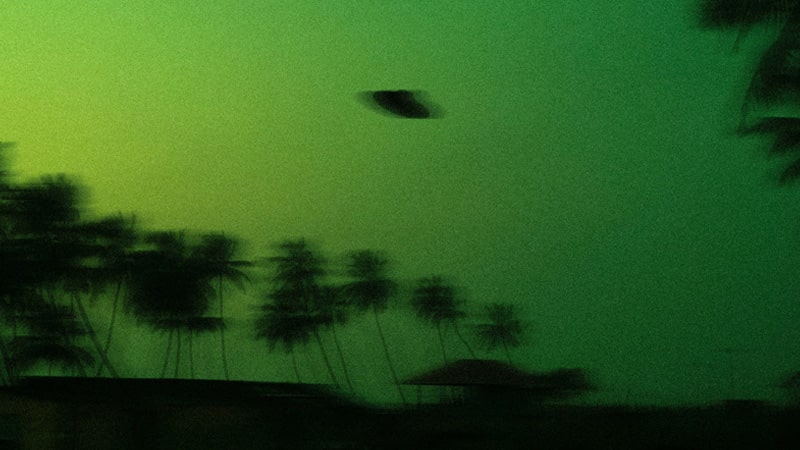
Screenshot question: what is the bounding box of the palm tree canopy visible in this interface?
[125,231,214,327]
[475,303,524,351]
[192,233,250,291]
[411,276,465,326]
[255,303,314,352]
[268,239,325,287]
[342,250,397,313]
[255,239,333,348]
[699,0,799,29]
[699,0,800,183]
[8,336,94,373]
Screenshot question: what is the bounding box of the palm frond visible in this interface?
[8,336,94,373]
[699,0,798,29]
[475,303,525,351]
[410,276,464,325]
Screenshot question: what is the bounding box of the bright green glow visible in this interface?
[2,0,800,406]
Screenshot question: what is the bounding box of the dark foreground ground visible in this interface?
[0,377,797,449]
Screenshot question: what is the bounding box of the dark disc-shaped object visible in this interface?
[359,90,442,118]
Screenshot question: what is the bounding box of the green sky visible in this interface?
[3,0,800,406]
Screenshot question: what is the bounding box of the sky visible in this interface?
[3,0,800,406]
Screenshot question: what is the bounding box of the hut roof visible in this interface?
[401,359,594,395]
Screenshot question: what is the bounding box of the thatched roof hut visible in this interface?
[402,359,594,406]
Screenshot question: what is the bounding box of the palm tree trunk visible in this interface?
[161,329,173,378]
[502,339,512,365]
[374,306,406,406]
[174,327,182,379]
[0,334,15,385]
[73,292,119,377]
[453,322,476,359]
[218,276,229,380]
[312,330,339,387]
[436,322,448,365]
[330,321,354,393]
[97,279,123,376]
[188,328,194,379]
[290,348,301,383]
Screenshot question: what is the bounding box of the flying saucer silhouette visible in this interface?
[358,90,442,118]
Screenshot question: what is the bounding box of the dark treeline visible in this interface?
[0,143,523,402]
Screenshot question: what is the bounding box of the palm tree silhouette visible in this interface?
[1,175,125,379]
[259,239,339,386]
[316,284,355,393]
[700,0,800,182]
[84,214,137,377]
[9,301,94,376]
[255,300,314,382]
[192,233,249,380]
[475,303,524,365]
[183,316,224,379]
[342,250,406,405]
[411,276,466,366]
[126,231,214,378]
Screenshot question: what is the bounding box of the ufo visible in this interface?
[359,90,442,118]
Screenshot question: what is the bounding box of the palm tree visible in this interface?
[316,284,355,393]
[61,213,141,379]
[1,175,127,379]
[475,303,524,365]
[9,301,94,376]
[255,301,314,383]
[0,153,135,381]
[183,316,224,379]
[260,239,339,386]
[342,250,405,404]
[410,276,466,366]
[84,214,138,377]
[125,231,214,378]
[700,0,800,182]
[192,233,249,380]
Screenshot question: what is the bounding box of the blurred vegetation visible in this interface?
[0,142,534,396]
[699,0,800,183]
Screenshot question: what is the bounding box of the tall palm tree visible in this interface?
[700,0,800,182]
[410,276,466,366]
[183,316,224,379]
[84,214,138,377]
[255,301,313,383]
[61,213,141,379]
[192,233,249,380]
[9,301,94,376]
[1,175,125,379]
[316,284,355,393]
[0,153,134,381]
[125,231,214,378]
[475,303,524,365]
[260,239,339,386]
[342,250,405,404]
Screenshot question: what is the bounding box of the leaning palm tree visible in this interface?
[475,303,524,365]
[315,284,355,393]
[10,301,94,377]
[700,0,800,182]
[192,233,250,380]
[3,175,128,378]
[260,239,339,386]
[125,231,214,378]
[84,214,138,377]
[342,250,405,404]
[183,316,224,379]
[255,301,315,383]
[410,276,466,366]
